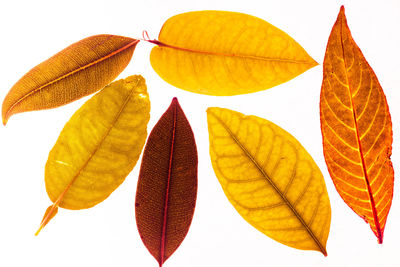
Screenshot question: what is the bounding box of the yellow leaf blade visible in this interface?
[207,107,331,254]
[38,75,150,233]
[2,35,138,125]
[150,11,317,96]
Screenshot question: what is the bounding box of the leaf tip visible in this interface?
[169,97,181,111]
[311,58,319,67]
[316,242,328,256]
[338,5,346,20]
[322,249,328,257]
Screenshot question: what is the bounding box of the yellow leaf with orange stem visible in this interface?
[36,75,150,235]
[150,11,317,96]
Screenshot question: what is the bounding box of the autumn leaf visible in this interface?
[207,107,331,255]
[149,11,317,96]
[36,75,150,234]
[2,34,139,125]
[320,6,393,243]
[136,98,197,266]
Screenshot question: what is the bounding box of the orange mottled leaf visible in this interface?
[2,34,138,125]
[320,6,393,243]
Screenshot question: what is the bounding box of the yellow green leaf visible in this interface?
[150,11,317,96]
[36,75,150,235]
[207,107,331,255]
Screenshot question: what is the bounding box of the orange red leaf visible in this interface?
[2,34,138,125]
[320,6,393,243]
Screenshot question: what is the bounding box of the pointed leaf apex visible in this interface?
[169,97,182,112]
[322,249,328,257]
[171,97,179,104]
[339,6,346,17]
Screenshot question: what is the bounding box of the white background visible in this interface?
[0,0,399,266]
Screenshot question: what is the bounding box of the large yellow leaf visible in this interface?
[36,75,150,234]
[150,11,317,96]
[207,107,331,255]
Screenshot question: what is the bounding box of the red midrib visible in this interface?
[339,17,382,243]
[160,102,177,266]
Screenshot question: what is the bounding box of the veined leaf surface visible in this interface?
[207,107,331,255]
[150,11,317,96]
[36,75,150,234]
[320,6,393,243]
[136,98,197,266]
[2,34,138,125]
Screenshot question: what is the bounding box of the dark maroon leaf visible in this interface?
[135,97,198,266]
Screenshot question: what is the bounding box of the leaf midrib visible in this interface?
[153,40,316,65]
[338,13,382,243]
[159,101,177,266]
[209,110,327,255]
[5,38,138,120]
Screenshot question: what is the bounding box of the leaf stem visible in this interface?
[35,202,60,236]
